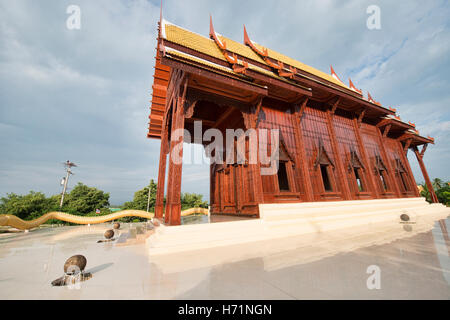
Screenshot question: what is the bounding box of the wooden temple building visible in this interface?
[147,16,438,226]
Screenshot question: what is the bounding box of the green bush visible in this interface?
[0,191,58,220]
[1,179,209,225]
[420,178,450,206]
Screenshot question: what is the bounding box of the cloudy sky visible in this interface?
[0,0,449,205]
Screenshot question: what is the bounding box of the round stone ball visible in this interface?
[152,220,160,227]
[64,255,87,274]
[400,214,410,222]
[104,229,114,239]
[113,222,120,230]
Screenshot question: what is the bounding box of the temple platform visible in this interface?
[147,198,450,256]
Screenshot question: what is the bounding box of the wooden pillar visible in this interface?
[326,110,351,200]
[241,99,265,213]
[291,99,314,202]
[376,127,402,197]
[164,71,188,225]
[165,80,188,225]
[155,127,168,219]
[164,99,177,224]
[254,131,266,210]
[352,118,380,198]
[413,146,438,203]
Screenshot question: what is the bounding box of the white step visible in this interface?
[146,198,450,256]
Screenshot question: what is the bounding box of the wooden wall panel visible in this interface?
[360,123,396,197]
[383,137,416,197]
[333,114,373,199]
[301,106,343,200]
[258,105,303,202]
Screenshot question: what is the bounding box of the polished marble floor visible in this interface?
[0,217,449,299]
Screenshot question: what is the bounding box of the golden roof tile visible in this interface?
[163,21,349,91]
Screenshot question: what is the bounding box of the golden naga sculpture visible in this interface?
[0,208,209,230]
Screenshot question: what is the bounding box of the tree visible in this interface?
[432,178,443,190]
[435,182,450,206]
[62,183,110,215]
[420,179,450,206]
[122,180,157,211]
[119,181,208,221]
[180,192,208,210]
[0,191,58,220]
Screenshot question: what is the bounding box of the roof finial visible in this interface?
[209,15,226,50]
[348,78,362,95]
[243,25,268,57]
[158,0,163,38]
[330,65,344,84]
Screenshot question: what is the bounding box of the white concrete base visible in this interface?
[146,198,450,256]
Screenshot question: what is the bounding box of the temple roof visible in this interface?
[161,20,350,91]
[148,18,434,146]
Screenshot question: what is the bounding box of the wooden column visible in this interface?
[155,126,169,219]
[244,99,265,212]
[164,99,177,224]
[291,98,314,202]
[413,146,438,203]
[352,118,380,198]
[376,127,402,197]
[165,74,188,225]
[326,110,351,200]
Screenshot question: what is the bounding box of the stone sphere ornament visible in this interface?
[400,214,410,222]
[152,219,160,227]
[63,255,87,274]
[113,222,120,229]
[52,255,92,286]
[104,229,114,239]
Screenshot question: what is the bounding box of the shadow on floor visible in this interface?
[86,262,114,274]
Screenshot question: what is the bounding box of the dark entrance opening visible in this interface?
[277,161,290,191]
[354,168,364,192]
[320,164,332,191]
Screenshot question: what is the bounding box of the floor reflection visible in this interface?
[0,217,448,299]
[170,218,450,299]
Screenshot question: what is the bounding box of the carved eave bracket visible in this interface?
[403,138,412,153]
[292,96,308,124]
[328,96,341,115]
[420,143,428,158]
[184,97,197,119]
[382,124,392,137]
[356,108,366,127]
[242,96,264,130]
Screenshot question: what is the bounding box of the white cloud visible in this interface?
[0,0,449,205]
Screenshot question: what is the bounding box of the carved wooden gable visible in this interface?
[314,139,335,169]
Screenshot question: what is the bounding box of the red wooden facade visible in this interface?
[148,17,438,225]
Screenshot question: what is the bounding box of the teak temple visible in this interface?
[147,16,438,226]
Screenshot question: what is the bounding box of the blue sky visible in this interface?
[0,0,449,205]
